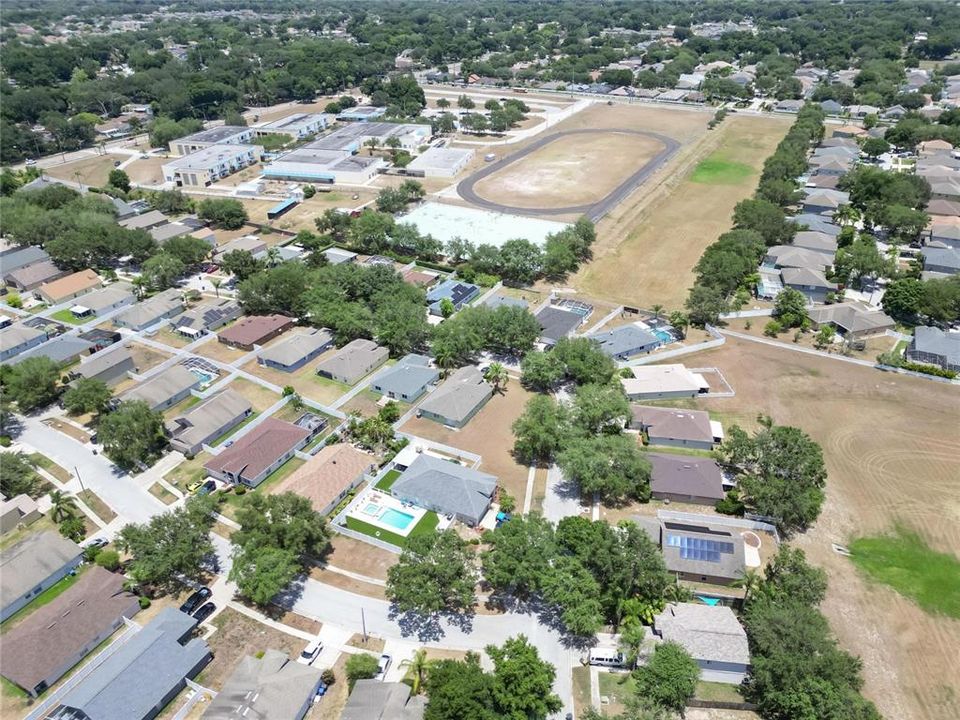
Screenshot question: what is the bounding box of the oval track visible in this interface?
[457,128,680,222]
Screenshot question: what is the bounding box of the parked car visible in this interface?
[179,587,211,614]
[375,654,392,681]
[193,602,216,623]
[187,480,204,494]
[298,637,324,665]
[198,479,217,496]
[84,538,109,550]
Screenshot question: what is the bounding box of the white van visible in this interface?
[298,637,324,665]
[589,648,627,668]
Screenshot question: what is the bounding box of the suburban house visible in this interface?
[118,210,169,232]
[217,314,294,351]
[0,494,41,534]
[652,603,750,684]
[922,245,960,277]
[0,567,140,697]
[68,283,136,319]
[341,679,426,720]
[426,279,480,315]
[213,236,268,263]
[639,517,746,586]
[120,365,200,411]
[37,269,102,305]
[202,650,323,720]
[534,305,583,346]
[417,365,493,428]
[806,302,895,340]
[630,406,720,450]
[790,213,840,237]
[648,454,726,505]
[402,268,440,288]
[0,324,47,362]
[13,335,95,367]
[272,443,376,516]
[167,390,252,456]
[322,247,358,265]
[113,289,184,331]
[780,267,838,303]
[171,299,243,338]
[763,245,833,271]
[370,354,440,402]
[257,328,334,372]
[905,326,960,372]
[316,338,389,385]
[49,608,211,720]
[0,532,83,622]
[621,364,709,400]
[390,454,497,527]
[791,231,838,254]
[204,418,314,488]
[0,246,51,284]
[70,345,135,386]
[586,324,661,359]
[8,260,66,292]
[169,125,254,155]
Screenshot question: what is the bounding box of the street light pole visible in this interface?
[361,608,367,642]
[74,466,86,494]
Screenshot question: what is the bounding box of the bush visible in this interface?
[6,293,22,309]
[619,367,634,378]
[899,361,958,379]
[763,320,782,337]
[321,669,336,686]
[345,652,379,689]
[138,596,151,609]
[84,545,102,563]
[498,491,516,514]
[59,517,85,543]
[715,489,745,516]
[96,549,121,571]
[303,185,316,199]
[282,385,295,396]
[234,485,247,496]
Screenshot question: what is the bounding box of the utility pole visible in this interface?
[361,608,368,642]
[74,466,86,494]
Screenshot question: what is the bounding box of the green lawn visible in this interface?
[344,510,439,547]
[598,671,635,712]
[28,452,72,482]
[1,566,86,630]
[222,456,306,508]
[48,309,88,325]
[695,680,744,702]
[375,469,402,492]
[849,526,960,619]
[690,154,755,185]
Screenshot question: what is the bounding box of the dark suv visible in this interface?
[193,602,216,623]
[179,587,211,614]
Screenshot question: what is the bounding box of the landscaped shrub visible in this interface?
[138,596,151,609]
[96,549,121,571]
[234,485,247,496]
[763,320,782,337]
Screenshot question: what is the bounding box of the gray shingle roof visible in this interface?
[74,346,133,380]
[587,325,660,357]
[55,608,210,720]
[417,365,492,424]
[341,680,426,720]
[807,303,894,334]
[923,246,960,272]
[659,519,745,580]
[121,365,199,409]
[167,390,251,452]
[113,289,183,329]
[258,328,333,366]
[315,338,388,382]
[202,650,322,720]
[371,354,439,398]
[535,306,583,343]
[390,454,497,524]
[648,454,725,501]
[15,336,95,365]
[910,325,960,365]
[0,532,82,614]
[631,406,714,445]
[0,246,50,279]
[653,603,750,666]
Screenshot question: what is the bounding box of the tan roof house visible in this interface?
[271,443,376,515]
[37,269,102,305]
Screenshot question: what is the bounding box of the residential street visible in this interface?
[541,464,584,524]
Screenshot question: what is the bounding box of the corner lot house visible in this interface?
[0,532,83,622]
[37,269,102,305]
[113,289,184,331]
[272,443,376,515]
[341,679,426,720]
[0,494,41,534]
[258,328,333,372]
[621,364,709,400]
[49,608,211,720]
[417,365,492,428]
[218,314,294,351]
[648,453,726,505]
[171,299,243,338]
[0,324,47,362]
[806,302,895,340]
[630,406,720,450]
[0,566,140,697]
[905,326,960,371]
[653,603,750,684]
[167,390,252,456]
[370,354,439,402]
[390,454,497,526]
[534,305,583,346]
[120,365,200,411]
[202,650,323,720]
[68,283,135,319]
[587,325,661,360]
[316,338,389,385]
[204,418,312,488]
[71,345,135,386]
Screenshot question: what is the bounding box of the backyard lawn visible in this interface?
[48,309,86,325]
[343,510,439,548]
[374,469,401,492]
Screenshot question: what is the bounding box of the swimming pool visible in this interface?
[189,368,216,387]
[654,329,673,344]
[379,508,415,531]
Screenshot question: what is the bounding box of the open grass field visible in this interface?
[471,131,667,209]
[399,382,535,503]
[678,336,960,720]
[849,527,960,619]
[571,115,791,310]
[44,153,117,187]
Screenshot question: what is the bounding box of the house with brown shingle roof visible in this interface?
[271,442,376,515]
[630,406,720,451]
[648,454,726,505]
[37,269,102,305]
[0,566,140,697]
[7,260,66,292]
[204,418,312,488]
[217,314,294,351]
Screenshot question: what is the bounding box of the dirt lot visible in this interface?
[194,338,250,364]
[125,156,168,185]
[681,336,960,720]
[325,535,396,580]
[44,153,118,187]
[572,115,791,311]
[399,382,534,503]
[241,349,351,406]
[236,191,377,233]
[471,131,667,209]
[222,377,281,412]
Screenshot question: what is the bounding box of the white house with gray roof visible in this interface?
[171,299,242,338]
[316,338,388,385]
[905,326,960,371]
[370,354,439,402]
[167,389,252,456]
[69,283,135,319]
[0,324,47,362]
[417,365,492,428]
[587,325,661,360]
[121,365,200,411]
[0,532,83,622]
[258,328,334,372]
[71,345,135,386]
[390,454,497,526]
[652,603,750,684]
[113,289,184,331]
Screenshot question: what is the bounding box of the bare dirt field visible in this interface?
[241,349,350,407]
[471,131,667,209]
[235,191,377,233]
[400,381,534,502]
[674,336,960,720]
[222,377,281,412]
[572,115,791,311]
[325,534,397,580]
[45,153,117,187]
[125,156,168,185]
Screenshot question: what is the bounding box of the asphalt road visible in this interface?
[457,127,680,222]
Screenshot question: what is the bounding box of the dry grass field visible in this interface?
[572,115,791,310]
[675,337,960,720]
[44,153,117,187]
[241,350,351,406]
[471,131,666,209]
[236,190,377,232]
[124,156,168,185]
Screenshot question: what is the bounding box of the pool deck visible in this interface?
[349,489,428,538]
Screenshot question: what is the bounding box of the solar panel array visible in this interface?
[666,534,735,563]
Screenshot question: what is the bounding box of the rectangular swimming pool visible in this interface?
[380,508,415,531]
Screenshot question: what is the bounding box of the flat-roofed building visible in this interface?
[406,146,474,177]
[253,112,330,139]
[121,365,200,411]
[0,532,83,622]
[167,389,252,456]
[37,269,102,305]
[169,125,254,155]
[163,144,263,187]
[271,443,376,515]
[204,418,313,488]
[257,328,334,372]
[621,364,709,400]
[316,338,389,385]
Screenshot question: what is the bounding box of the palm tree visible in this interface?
[651,304,664,321]
[668,311,689,340]
[484,362,508,394]
[50,490,78,522]
[131,276,147,300]
[732,568,765,605]
[834,204,860,227]
[365,137,380,156]
[266,246,281,267]
[400,649,434,695]
[210,277,222,298]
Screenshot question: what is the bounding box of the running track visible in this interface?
[457,128,680,222]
